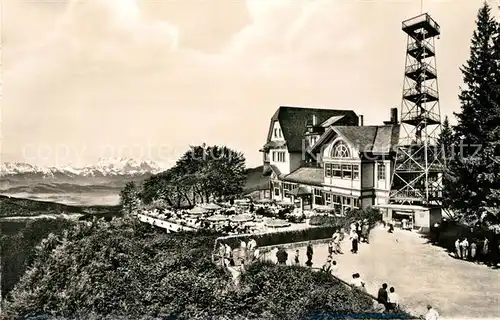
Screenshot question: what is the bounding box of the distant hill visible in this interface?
[243,166,269,194]
[0,195,121,218]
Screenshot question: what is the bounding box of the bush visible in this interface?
[255,207,273,218]
[287,214,306,224]
[3,218,387,320]
[309,215,338,226]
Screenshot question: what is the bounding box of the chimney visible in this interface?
[312,114,317,126]
[390,108,398,124]
[359,115,364,126]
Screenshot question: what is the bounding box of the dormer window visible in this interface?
[331,141,351,158]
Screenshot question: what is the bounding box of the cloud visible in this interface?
[2,0,497,166]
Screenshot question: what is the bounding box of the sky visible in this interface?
[2,0,499,168]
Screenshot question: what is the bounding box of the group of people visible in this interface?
[218,238,260,269]
[376,283,400,312]
[276,242,315,267]
[454,237,489,262]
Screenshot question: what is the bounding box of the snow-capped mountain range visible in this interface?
[1,158,163,177]
[0,158,166,190]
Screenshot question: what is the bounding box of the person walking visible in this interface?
[350,230,359,254]
[424,305,439,320]
[306,242,314,267]
[387,287,399,312]
[377,283,389,311]
[333,230,341,254]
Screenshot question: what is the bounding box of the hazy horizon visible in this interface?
[3,0,499,168]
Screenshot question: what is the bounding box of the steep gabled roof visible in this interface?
[309,125,400,155]
[266,106,358,152]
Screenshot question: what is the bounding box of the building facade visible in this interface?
[260,106,400,214]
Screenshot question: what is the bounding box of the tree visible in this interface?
[437,116,454,164]
[119,182,139,214]
[454,2,498,144]
[446,3,500,225]
[137,145,247,208]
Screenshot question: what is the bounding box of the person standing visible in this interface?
[425,305,439,320]
[455,238,461,259]
[461,238,469,260]
[306,242,314,267]
[482,237,489,263]
[350,230,359,254]
[362,220,369,243]
[377,283,389,311]
[276,247,288,265]
[470,240,478,262]
[294,249,300,266]
[328,240,334,258]
[387,287,399,312]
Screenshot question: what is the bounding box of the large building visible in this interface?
[260,106,400,213]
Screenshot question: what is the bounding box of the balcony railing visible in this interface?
[402,13,440,34]
[407,41,435,54]
[403,86,438,98]
[405,62,436,77]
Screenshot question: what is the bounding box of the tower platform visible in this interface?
[402,13,440,39]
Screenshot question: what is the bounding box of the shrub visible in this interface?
[3,218,387,320]
[309,215,338,226]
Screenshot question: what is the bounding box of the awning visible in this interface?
[202,203,222,210]
[189,206,208,214]
[373,204,429,212]
[289,186,310,197]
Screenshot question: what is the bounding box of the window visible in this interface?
[283,183,294,197]
[332,164,342,177]
[377,163,386,180]
[274,128,278,138]
[272,151,286,162]
[279,129,282,138]
[325,193,332,206]
[274,188,280,196]
[352,164,360,180]
[342,164,352,179]
[325,163,332,177]
[314,188,324,205]
[332,141,351,158]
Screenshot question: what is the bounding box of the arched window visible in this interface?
[331,141,351,158]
